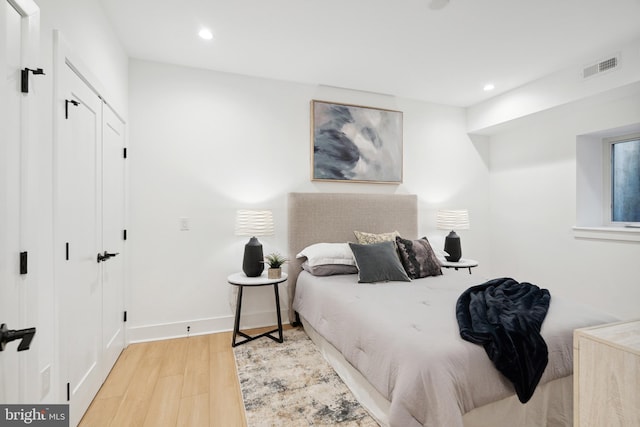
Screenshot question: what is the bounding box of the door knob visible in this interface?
[97,251,119,263]
[0,324,36,352]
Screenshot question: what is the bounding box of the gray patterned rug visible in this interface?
[233,327,379,426]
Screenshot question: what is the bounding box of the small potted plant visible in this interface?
[264,252,287,279]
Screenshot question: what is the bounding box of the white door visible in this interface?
[0,0,39,404]
[100,104,126,378]
[54,33,127,423]
[0,0,23,403]
[57,64,103,423]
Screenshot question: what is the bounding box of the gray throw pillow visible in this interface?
[348,241,411,283]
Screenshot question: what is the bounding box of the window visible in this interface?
[575,124,640,242]
[605,135,640,225]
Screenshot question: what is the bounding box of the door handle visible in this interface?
[0,324,36,352]
[97,251,120,263]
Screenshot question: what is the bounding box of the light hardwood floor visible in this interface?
[80,327,286,427]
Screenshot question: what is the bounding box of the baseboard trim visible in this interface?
[127,310,290,344]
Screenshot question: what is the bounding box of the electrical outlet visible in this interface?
[41,365,51,399]
[180,217,190,231]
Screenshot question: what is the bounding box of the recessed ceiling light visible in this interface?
[199,28,214,40]
[483,83,495,91]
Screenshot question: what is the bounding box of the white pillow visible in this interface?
[296,243,356,267]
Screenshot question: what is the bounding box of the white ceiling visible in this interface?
[99,0,640,107]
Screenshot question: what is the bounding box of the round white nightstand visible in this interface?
[440,259,478,274]
[227,272,288,347]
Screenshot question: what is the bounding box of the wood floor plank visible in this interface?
[182,335,210,397]
[141,338,170,360]
[159,338,189,377]
[107,349,162,426]
[80,326,290,426]
[121,353,161,401]
[210,349,245,426]
[176,393,209,427]
[209,331,232,354]
[142,375,183,427]
[95,343,146,399]
[109,396,151,427]
[78,395,121,427]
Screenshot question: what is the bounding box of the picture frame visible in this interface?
[311,100,403,184]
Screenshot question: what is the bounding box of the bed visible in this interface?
[287,192,617,427]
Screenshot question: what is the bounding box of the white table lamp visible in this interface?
[436,209,470,262]
[235,209,274,277]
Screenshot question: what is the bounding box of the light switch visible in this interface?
[180,217,190,231]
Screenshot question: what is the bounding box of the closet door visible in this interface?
[0,0,24,403]
[101,104,126,378]
[57,63,103,423]
[0,0,39,404]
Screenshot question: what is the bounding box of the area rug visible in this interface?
[233,327,379,426]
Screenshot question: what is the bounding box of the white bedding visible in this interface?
[292,270,617,427]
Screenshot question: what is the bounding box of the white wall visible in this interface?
[487,89,640,319]
[28,0,127,403]
[36,0,128,114]
[127,59,491,341]
[467,37,640,134]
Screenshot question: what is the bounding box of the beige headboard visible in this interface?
[287,192,418,323]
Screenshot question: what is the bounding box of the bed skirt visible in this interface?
[300,316,573,427]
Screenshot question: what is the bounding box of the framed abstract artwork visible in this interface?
[311,100,403,184]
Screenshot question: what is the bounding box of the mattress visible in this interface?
[292,270,618,427]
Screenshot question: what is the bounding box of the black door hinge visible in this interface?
[66,382,70,401]
[65,242,69,260]
[123,311,127,322]
[123,229,127,241]
[20,252,27,275]
[123,147,127,159]
[21,67,45,93]
[65,99,80,119]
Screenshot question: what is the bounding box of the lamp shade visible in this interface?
[235,210,274,277]
[235,210,274,237]
[436,209,470,231]
[436,209,469,262]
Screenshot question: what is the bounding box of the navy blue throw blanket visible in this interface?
[456,277,551,403]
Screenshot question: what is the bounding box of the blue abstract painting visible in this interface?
[312,100,403,183]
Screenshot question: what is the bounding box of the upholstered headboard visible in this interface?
[287,192,418,322]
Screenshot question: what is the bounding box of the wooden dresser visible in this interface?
[573,319,640,427]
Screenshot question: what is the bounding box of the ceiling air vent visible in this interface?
[583,54,620,79]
